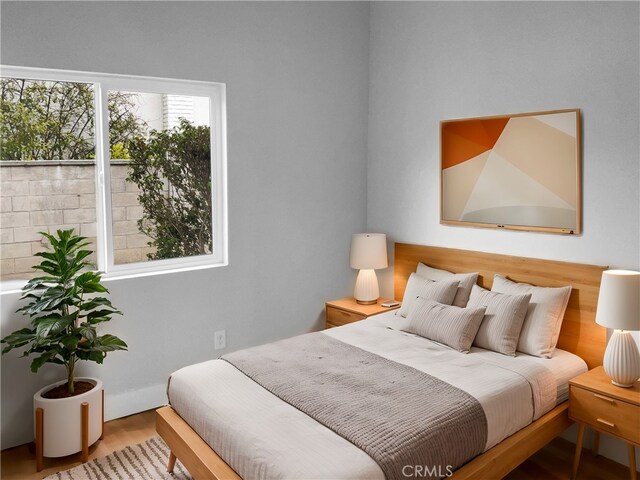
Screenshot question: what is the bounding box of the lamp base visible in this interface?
[354,269,379,305]
[603,330,640,388]
[611,380,636,388]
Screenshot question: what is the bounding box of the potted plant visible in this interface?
[1,229,127,465]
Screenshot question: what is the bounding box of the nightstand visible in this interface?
[569,366,640,480]
[325,297,399,329]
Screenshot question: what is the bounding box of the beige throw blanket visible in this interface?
[222,333,487,480]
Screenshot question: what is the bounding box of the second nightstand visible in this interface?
[325,297,399,329]
[569,366,640,480]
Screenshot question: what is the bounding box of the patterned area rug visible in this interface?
[44,435,192,479]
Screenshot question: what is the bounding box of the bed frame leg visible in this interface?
[168,452,177,473]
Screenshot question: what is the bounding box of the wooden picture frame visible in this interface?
[440,109,581,234]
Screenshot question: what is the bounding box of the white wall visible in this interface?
[0,1,370,449]
[2,0,639,470]
[367,1,639,467]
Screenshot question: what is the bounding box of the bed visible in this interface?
[156,243,607,480]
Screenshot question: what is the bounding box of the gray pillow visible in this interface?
[397,273,459,318]
[403,298,486,353]
[491,274,572,358]
[468,285,531,356]
[417,263,479,308]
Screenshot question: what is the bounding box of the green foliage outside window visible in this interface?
[126,119,213,260]
[0,78,144,160]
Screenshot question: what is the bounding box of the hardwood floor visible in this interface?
[505,436,636,480]
[1,409,635,479]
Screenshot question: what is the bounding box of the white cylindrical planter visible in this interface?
[34,377,103,457]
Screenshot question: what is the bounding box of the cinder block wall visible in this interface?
[0,161,156,280]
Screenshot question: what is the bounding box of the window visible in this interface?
[0,66,227,289]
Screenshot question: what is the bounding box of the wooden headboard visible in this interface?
[394,243,607,369]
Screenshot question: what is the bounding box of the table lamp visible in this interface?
[595,270,640,387]
[350,233,388,305]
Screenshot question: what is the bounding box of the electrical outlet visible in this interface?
[214,330,226,350]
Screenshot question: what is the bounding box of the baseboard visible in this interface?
[104,383,167,421]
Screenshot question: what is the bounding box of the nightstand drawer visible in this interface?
[326,306,366,327]
[570,385,640,445]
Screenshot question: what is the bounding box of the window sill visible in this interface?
[0,280,27,295]
[102,260,228,282]
[0,260,228,295]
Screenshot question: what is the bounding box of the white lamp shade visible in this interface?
[350,234,388,270]
[595,270,640,331]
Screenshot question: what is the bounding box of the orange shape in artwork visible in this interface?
[442,117,509,169]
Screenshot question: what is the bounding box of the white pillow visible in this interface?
[468,285,531,356]
[396,273,459,318]
[491,274,572,358]
[416,263,479,307]
[403,298,486,353]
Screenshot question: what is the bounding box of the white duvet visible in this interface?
[168,311,587,480]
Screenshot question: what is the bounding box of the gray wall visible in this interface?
[0,1,370,448]
[367,1,639,466]
[2,0,639,469]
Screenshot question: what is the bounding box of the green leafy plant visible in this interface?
[0,78,145,160]
[127,119,212,260]
[1,229,127,395]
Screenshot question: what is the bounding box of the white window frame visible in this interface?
[0,65,228,290]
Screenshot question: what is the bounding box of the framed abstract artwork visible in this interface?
[440,109,581,234]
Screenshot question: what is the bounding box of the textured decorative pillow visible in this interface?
[417,263,479,308]
[468,285,532,356]
[397,273,460,318]
[403,298,486,353]
[491,274,572,358]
